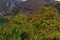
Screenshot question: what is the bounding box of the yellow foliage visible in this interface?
[33,6,59,16]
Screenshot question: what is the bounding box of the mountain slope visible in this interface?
[0,0,58,17]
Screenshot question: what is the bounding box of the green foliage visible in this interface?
[0,6,60,40]
[29,6,60,40]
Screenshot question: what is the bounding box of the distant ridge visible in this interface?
[0,0,59,17]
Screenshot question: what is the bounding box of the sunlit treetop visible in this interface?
[33,6,59,15]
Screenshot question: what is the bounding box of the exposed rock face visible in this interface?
[0,0,59,16]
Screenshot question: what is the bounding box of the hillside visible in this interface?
[0,5,60,40]
[0,0,60,40]
[0,0,58,17]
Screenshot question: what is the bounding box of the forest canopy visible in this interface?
[0,6,60,40]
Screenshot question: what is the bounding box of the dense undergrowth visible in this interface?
[0,6,60,40]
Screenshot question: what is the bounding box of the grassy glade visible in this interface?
[0,6,60,40]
